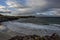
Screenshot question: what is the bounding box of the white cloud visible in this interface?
[0,5,5,9]
[49,8,60,16]
[36,8,60,16]
[0,5,6,11]
[6,0,24,8]
[0,5,5,11]
[0,5,11,15]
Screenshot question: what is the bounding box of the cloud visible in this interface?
[0,5,11,15]
[0,5,6,11]
[5,0,60,16]
[47,0,60,8]
[49,8,60,16]
[36,8,60,16]
[26,0,48,8]
[5,0,48,15]
[6,0,25,8]
[0,5,5,9]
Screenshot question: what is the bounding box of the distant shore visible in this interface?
[0,14,36,22]
[0,14,60,24]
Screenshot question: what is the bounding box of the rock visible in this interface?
[8,33,60,40]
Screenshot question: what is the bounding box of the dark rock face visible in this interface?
[9,33,60,40]
[0,14,35,22]
[0,15,19,22]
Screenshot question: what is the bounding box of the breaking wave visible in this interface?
[1,20,60,35]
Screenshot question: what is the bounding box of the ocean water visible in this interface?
[0,17,60,36]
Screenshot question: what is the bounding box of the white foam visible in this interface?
[0,25,6,30]
[1,21,60,35]
[2,21,60,30]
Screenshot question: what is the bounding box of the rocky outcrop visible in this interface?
[0,14,36,22]
[0,14,18,22]
[9,33,60,40]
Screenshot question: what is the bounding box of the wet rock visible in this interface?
[9,33,60,40]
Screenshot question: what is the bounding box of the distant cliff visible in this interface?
[0,14,18,22]
[0,14,35,22]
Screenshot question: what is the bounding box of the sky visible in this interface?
[0,0,60,16]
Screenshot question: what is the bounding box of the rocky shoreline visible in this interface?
[0,14,18,22]
[9,33,60,40]
[0,14,35,22]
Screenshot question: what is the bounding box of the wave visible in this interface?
[2,21,60,30]
[1,21,60,35]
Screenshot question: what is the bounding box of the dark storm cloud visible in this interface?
[37,0,60,13]
[46,0,60,8]
[5,0,60,16]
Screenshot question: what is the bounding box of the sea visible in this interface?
[0,17,60,39]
